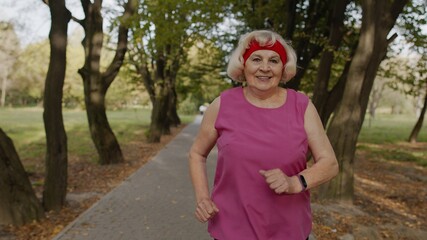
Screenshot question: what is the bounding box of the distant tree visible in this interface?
[8,41,49,106]
[41,0,71,211]
[367,77,387,120]
[318,0,409,203]
[368,58,405,120]
[0,128,45,225]
[409,86,426,143]
[176,39,230,112]
[0,22,20,107]
[394,0,427,143]
[74,0,137,164]
[128,0,226,142]
[387,55,427,143]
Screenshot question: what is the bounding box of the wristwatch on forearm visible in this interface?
[298,174,307,192]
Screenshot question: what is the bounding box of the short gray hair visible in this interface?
[226,30,297,83]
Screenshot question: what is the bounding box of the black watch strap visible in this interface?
[298,174,307,192]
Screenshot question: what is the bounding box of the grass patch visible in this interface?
[358,114,427,167]
[0,107,195,165]
[357,143,427,167]
[359,114,427,144]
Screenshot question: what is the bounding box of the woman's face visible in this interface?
[243,50,284,91]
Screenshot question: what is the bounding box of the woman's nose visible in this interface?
[259,61,270,71]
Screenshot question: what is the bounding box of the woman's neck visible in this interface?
[243,86,285,108]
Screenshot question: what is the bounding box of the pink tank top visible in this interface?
[209,87,311,240]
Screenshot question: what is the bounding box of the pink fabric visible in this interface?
[209,87,311,240]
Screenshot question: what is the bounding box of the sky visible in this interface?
[0,0,52,46]
[0,0,117,47]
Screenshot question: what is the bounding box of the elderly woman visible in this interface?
[188,30,338,240]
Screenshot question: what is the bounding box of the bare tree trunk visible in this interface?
[0,128,45,225]
[408,89,427,143]
[78,0,137,164]
[318,0,409,203]
[42,0,70,211]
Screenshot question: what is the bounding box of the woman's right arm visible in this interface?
[188,97,220,222]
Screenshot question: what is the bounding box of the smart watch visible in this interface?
[298,174,307,192]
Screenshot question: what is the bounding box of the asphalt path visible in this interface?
[53,115,216,240]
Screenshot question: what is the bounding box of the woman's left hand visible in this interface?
[259,169,301,194]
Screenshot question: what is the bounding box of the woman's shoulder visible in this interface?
[220,86,242,96]
[286,88,307,98]
[286,88,310,112]
[287,88,309,102]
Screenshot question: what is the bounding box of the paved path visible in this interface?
[54,115,216,240]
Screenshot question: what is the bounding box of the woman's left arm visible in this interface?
[299,100,339,190]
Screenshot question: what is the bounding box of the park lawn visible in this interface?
[0,107,195,170]
[358,113,427,167]
[1,108,425,168]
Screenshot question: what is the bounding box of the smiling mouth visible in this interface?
[256,76,271,80]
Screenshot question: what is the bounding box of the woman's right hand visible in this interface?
[195,198,219,222]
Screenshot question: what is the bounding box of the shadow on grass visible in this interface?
[357,144,427,167]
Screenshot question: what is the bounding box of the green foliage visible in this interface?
[176,39,231,106]
[6,30,86,108]
[178,94,198,115]
[127,0,231,114]
[395,0,427,54]
[7,40,48,106]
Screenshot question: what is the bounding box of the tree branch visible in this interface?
[102,0,138,89]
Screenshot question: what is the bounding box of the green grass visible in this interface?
[1,108,424,167]
[0,107,195,162]
[359,114,427,144]
[358,113,427,167]
[357,144,427,167]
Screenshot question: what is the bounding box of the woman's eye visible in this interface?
[270,59,279,64]
[252,58,261,62]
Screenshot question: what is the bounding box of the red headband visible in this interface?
[243,40,287,65]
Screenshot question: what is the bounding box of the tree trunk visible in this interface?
[286,0,328,90]
[146,45,182,142]
[148,82,170,142]
[42,0,70,211]
[318,0,409,203]
[1,70,7,107]
[408,89,427,143]
[284,0,297,39]
[318,58,351,126]
[78,0,137,164]
[312,0,349,120]
[0,129,45,225]
[167,86,181,128]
